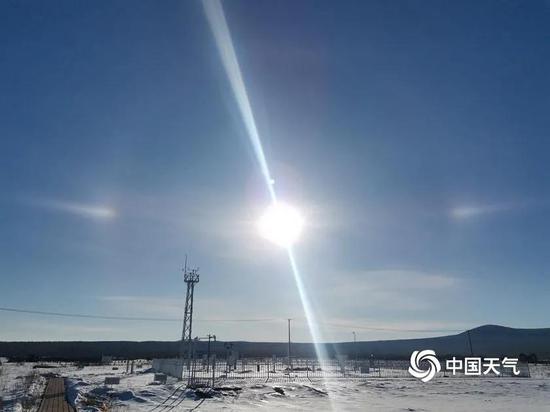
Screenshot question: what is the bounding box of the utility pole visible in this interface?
[224,342,233,371]
[287,318,292,370]
[206,334,216,372]
[353,331,357,371]
[467,329,474,356]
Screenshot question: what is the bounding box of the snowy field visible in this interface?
[0,359,47,411]
[1,360,550,411]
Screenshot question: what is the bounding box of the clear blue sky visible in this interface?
[0,0,548,342]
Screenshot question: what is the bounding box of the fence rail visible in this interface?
[152,357,530,386]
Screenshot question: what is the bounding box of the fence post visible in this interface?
[211,355,216,388]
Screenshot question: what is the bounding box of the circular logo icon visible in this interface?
[408,349,441,382]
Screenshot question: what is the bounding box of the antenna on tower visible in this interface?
[184,254,188,275]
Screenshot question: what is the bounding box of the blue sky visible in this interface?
[0,0,549,342]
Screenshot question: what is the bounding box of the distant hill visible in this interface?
[1,325,549,361]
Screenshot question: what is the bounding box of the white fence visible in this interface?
[152,358,184,379]
[152,356,531,385]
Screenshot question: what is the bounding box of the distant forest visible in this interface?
[1,325,549,362]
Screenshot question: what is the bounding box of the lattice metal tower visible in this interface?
[180,264,200,369]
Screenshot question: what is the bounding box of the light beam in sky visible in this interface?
[202,0,330,365]
[202,0,276,201]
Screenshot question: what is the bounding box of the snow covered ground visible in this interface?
[1,360,550,411]
[0,358,47,412]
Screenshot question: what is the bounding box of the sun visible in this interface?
[258,202,304,247]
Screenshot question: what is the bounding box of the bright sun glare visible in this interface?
[258,202,304,247]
